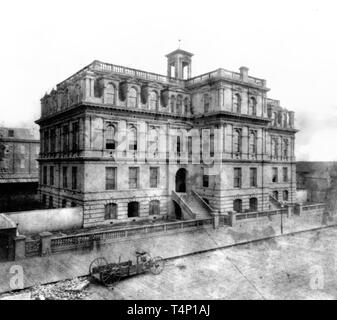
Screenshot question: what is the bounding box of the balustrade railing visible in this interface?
[236,208,288,221]
[302,203,325,212]
[50,218,213,254]
[186,68,266,87]
[92,61,185,86]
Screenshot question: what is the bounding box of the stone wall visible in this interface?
[7,207,83,234]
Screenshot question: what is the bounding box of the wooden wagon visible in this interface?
[89,250,165,286]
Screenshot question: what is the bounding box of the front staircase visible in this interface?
[172,190,214,220]
[269,194,285,209]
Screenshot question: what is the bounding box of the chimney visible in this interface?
[239,66,249,82]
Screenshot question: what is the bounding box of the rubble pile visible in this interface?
[30,277,90,300]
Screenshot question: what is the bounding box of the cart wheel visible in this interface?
[101,266,121,286]
[89,257,108,277]
[150,256,165,275]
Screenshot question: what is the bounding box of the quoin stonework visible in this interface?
[36,49,297,227]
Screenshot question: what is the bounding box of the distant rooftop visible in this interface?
[0,127,39,140]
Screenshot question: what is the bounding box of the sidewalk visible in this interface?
[0,211,335,294]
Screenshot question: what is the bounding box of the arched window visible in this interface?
[204,94,210,113]
[283,139,289,158]
[128,126,137,151]
[249,131,257,155]
[272,112,277,126]
[149,200,160,215]
[267,106,272,118]
[149,91,158,110]
[249,97,257,116]
[128,201,139,218]
[94,80,102,98]
[105,203,117,220]
[177,135,181,155]
[272,137,278,158]
[105,83,115,104]
[176,95,183,114]
[233,199,242,213]
[105,123,116,150]
[283,113,287,127]
[249,198,258,212]
[128,87,137,108]
[184,98,189,114]
[170,96,176,113]
[147,127,158,155]
[283,190,289,202]
[63,89,69,109]
[272,191,279,200]
[233,94,241,113]
[233,129,242,153]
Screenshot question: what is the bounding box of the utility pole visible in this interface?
[280,207,283,234]
[280,203,284,235]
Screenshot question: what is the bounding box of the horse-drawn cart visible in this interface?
[89,250,165,286]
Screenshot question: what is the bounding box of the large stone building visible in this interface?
[0,127,40,212]
[36,49,297,227]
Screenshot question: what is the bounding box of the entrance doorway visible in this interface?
[128,201,139,218]
[173,201,182,220]
[175,168,187,192]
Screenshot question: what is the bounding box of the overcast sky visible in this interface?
[1,0,336,161]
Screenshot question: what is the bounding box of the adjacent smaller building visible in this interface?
[0,127,40,212]
[296,161,337,210]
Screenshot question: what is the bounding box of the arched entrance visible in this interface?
[173,200,182,220]
[175,168,187,192]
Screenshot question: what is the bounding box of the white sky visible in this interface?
[1,0,336,161]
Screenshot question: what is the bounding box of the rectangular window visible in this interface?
[8,129,14,138]
[188,136,193,156]
[129,167,139,189]
[43,166,47,185]
[20,159,25,169]
[203,175,209,188]
[62,167,68,188]
[50,128,56,152]
[63,125,69,152]
[150,167,159,188]
[20,145,25,154]
[49,196,53,209]
[250,168,257,187]
[210,133,214,157]
[72,167,77,190]
[234,168,242,188]
[106,167,117,190]
[105,203,117,220]
[106,139,115,150]
[272,167,278,183]
[44,130,49,153]
[50,166,54,186]
[283,167,288,182]
[72,122,79,151]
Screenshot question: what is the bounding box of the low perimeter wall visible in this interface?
[7,207,83,235]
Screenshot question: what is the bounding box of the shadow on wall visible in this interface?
[0,182,41,213]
